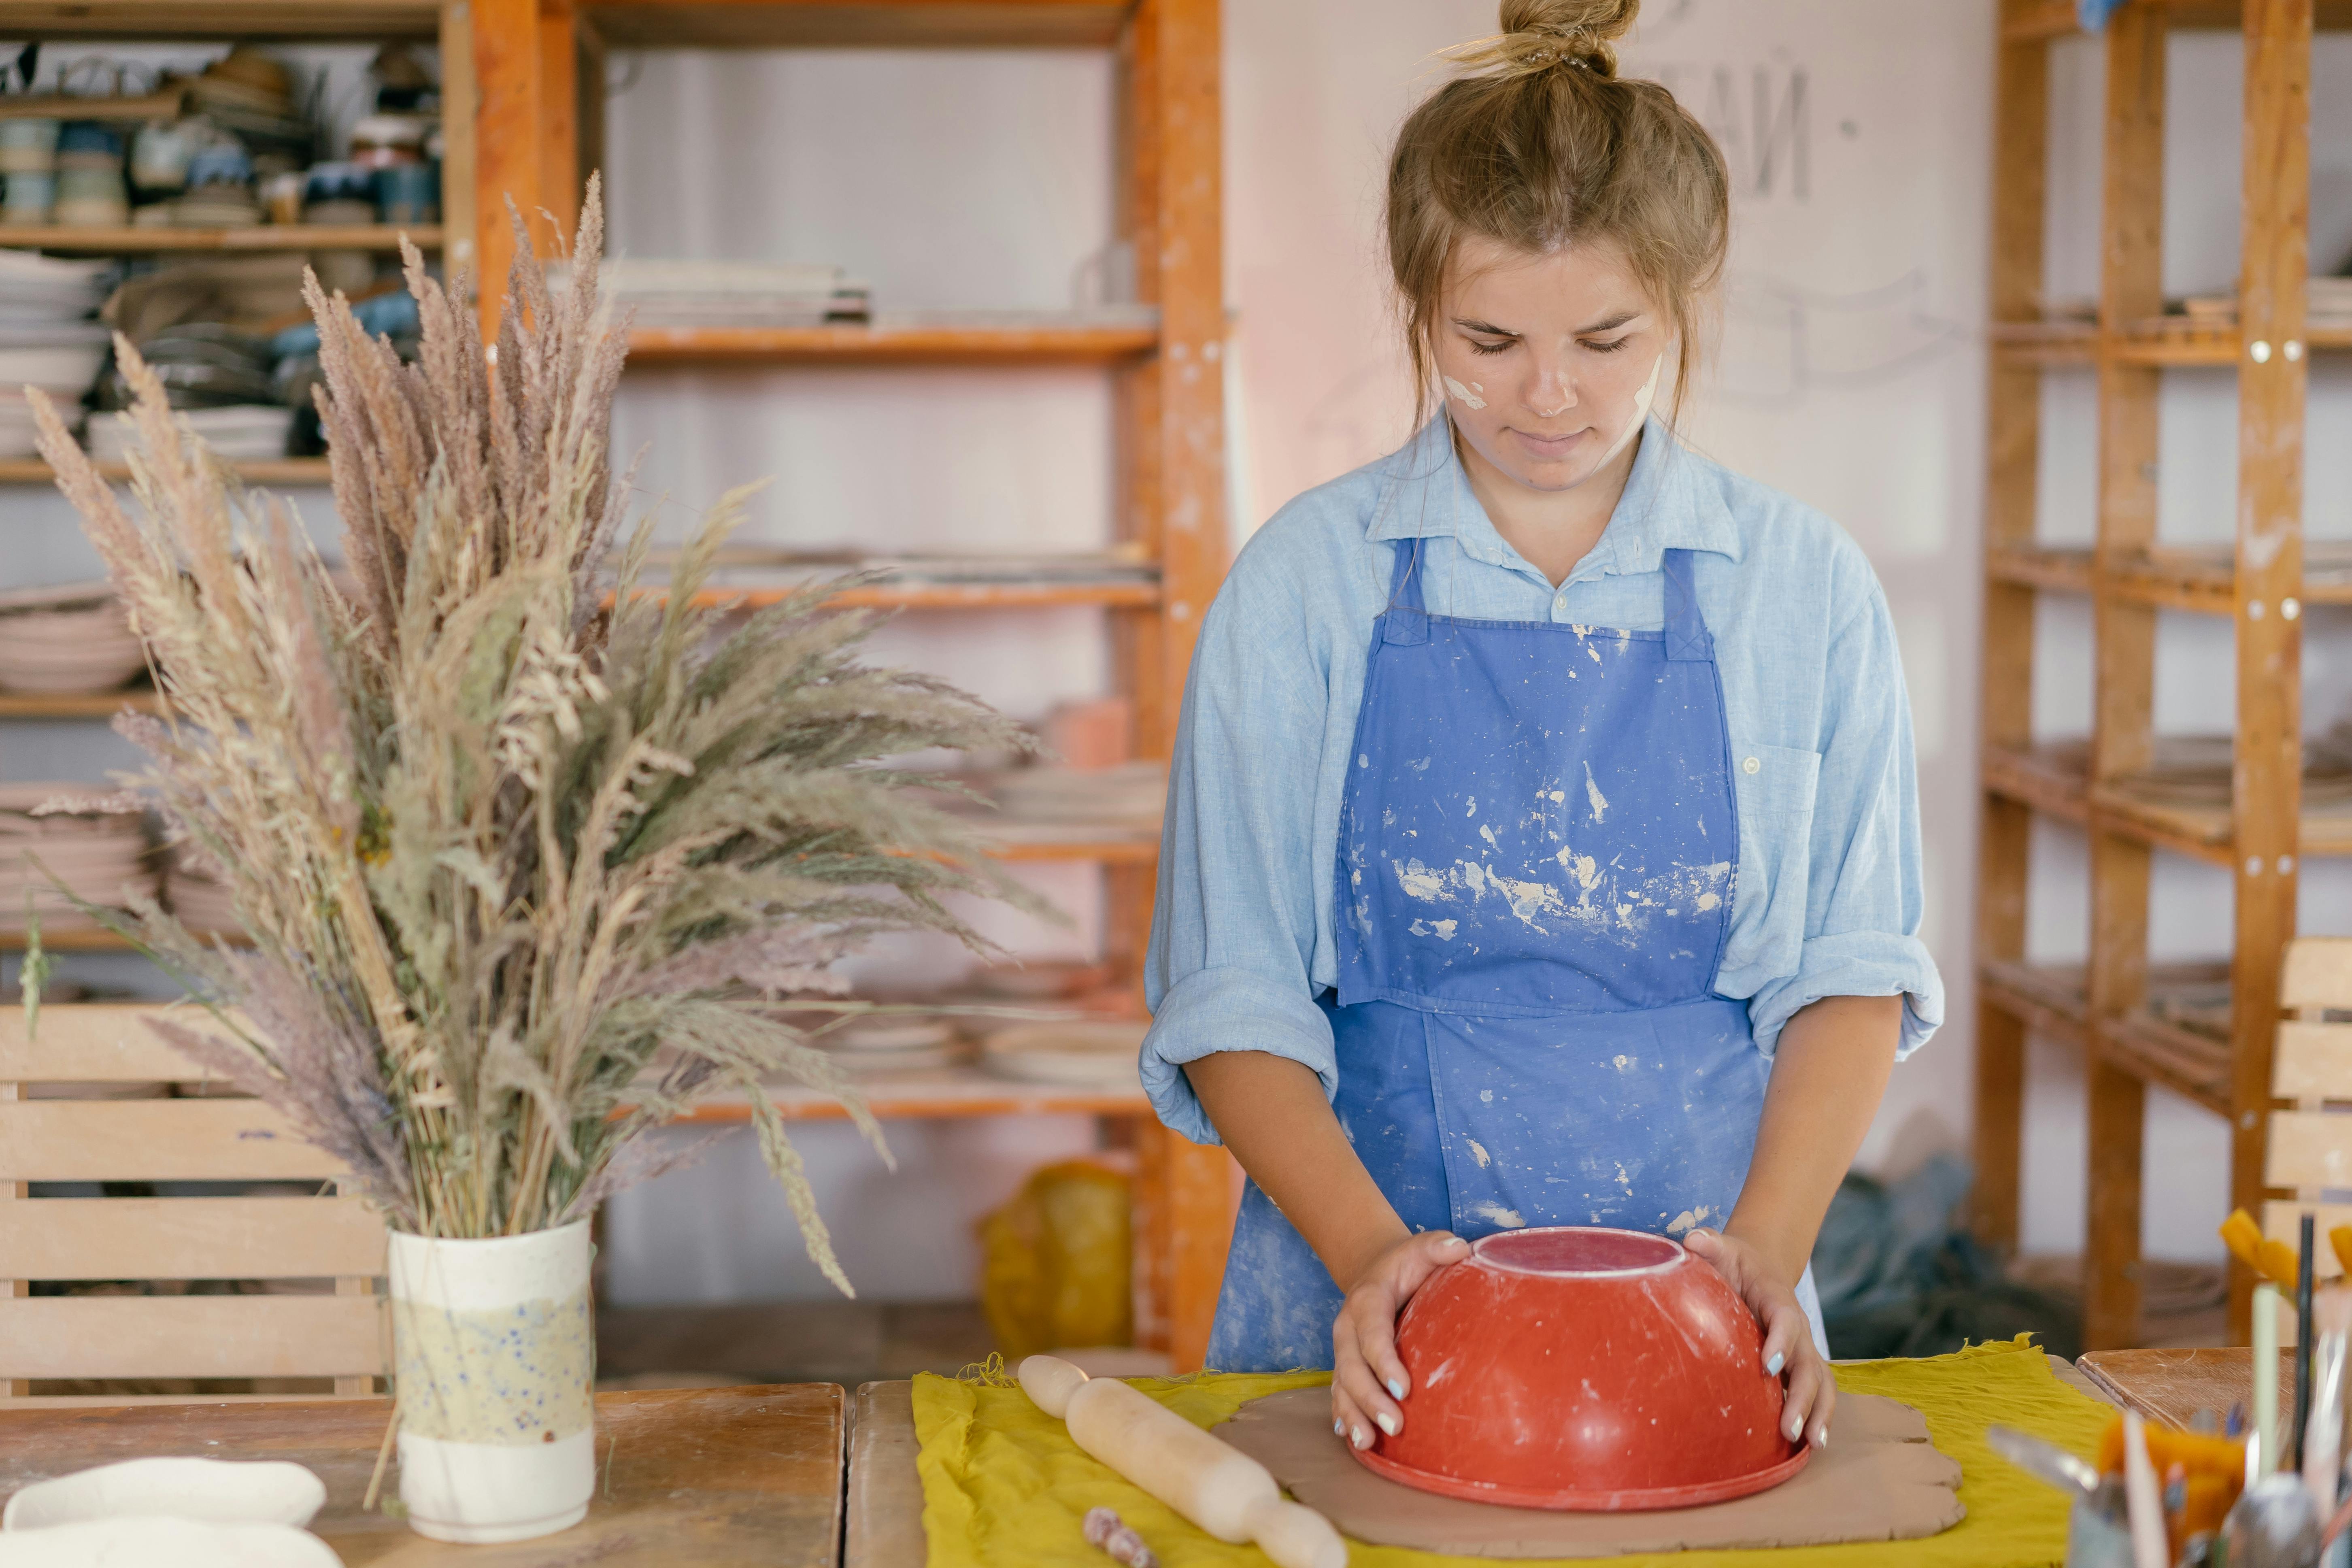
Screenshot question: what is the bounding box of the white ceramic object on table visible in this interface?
[0,1518,339,1566]
[387,1219,596,1545]
[1,1457,325,1532]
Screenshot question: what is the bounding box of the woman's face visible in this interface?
[1431,234,1671,494]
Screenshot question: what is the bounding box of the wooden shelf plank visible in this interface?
[1982,740,2352,862]
[2003,0,2352,38]
[0,458,331,487]
[677,579,1159,611]
[0,226,439,253]
[639,1065,1149,1125]
[582,0,1130,49]
[1988,319,2352,368]
[0,0,440,38]
[1988,543,2095,594]
[984,834,1158,864]
[625,321,1157,365]
[0,689,160,719]
[0,926,241,953]
[1979,958,2235,1116]
[1983,741,2092,824]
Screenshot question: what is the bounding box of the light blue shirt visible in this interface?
[1142,414,1944,1146]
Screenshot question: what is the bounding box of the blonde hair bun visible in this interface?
[1494,0,1637,77]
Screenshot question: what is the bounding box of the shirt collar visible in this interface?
[1365,413,1744,581]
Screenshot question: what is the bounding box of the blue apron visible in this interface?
[1205,534,1829,1372]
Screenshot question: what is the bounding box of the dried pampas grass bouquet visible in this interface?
[26,181,1036,1289]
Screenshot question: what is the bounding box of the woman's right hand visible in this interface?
[1330,1230,1471,1449]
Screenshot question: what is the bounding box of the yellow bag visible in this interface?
[978,1160,1132,1360]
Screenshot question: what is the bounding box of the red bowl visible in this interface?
[1353,1226,1808,1510]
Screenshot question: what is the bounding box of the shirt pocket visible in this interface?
[1727,742,1822,979]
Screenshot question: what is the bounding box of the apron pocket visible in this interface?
[1727,742,1820,979]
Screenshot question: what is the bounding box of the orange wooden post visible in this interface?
[1133,1118,1237,1372]
[2226,0,2311,1345]
[469,0,566,338]
[1971,4,2051,1253]
[2082,0,2167,1354]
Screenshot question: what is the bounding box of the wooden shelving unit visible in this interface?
[476,0,1234,1369]
[0,458,334,487]
[0,225,440,253]
[1973,0,2330,1348]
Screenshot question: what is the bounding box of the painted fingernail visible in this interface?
[1352,1426,1371,1449]
[1786,1416,1803,1441]
[1812,1425,1828,1449]
[1376,1411,1400,1437]
[1765,1352,1784,1377]
[1387,1378,1407,1401]
[1333,1418,1346,1438]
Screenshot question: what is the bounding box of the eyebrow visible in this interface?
[1451,311,1644,337]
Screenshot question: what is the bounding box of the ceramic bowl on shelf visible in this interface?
[1357,1226,1807,1511]
[0,589,146,694]
[0,321,111,396]
[978,1020,1147,1088]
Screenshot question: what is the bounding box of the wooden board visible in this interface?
[0,1100,348,1182]
[0,226,438,252]
[0,0,441,39]
[0,1384,846,1566]
[0,1294,383,1381]
[2284,938,2352,1008]
[848,1381,925,1568]
[0,1003,229,1082]
[2077,1346,2293,1432]
[2262,1200,2352,1279]
[584,0,1129,48]
[2275,1019,2352,1098]
[625,322,1158,363]
[0,1196,386,1281]
[2263,1108,2352,1188]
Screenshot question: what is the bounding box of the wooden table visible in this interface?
[0,1385,844,1566]
[841,1360,2126,1568]
[2078,1346,2293,1430]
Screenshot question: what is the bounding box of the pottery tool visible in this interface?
[2119,1413,2167,1568]
[2300,1214,2318,1471]
[2257,1281,2284,1478]
[2306,1330,2348,1516]
[1018,1355,1346,1568]
[1986,1424,2100,1498]
[1082,1507,1158,1568]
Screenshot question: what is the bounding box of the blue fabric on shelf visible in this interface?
[2078,0,2129,31]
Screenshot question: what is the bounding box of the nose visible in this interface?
[1527,360,1576,419]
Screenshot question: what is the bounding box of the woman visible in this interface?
[1140,0,1942,1455]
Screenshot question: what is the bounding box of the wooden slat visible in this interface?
[2100,1011,2232,1115]
[2275,1020,2352,1099]
[0,0,440,38]
[2284,938,2352,1008]
[2267,1109,2352,1189]
[1973,19,2051,1252]
[624,322,1158,364]
[0,1296,383,1381]
[1133,1117,1234,1373]
[1984,741,2091,822]
[0,1198,385,1281]
[1988,543,2093,595]
[0,226,438,253]
[2083,1,2169,1354]
[2264,1200,2352,1279]
[440,0,482,285]
[474,0,552,341]
[0,1101,347,1182]
[584,0,1129,47]
[2003,0,2352,37]
[0,1004,225,1083]
[0,457,332,485]
[1980,957,2089,1045]
[2229,0,2312,1344]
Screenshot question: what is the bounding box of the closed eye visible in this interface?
[1584,336,1633,354]
[1466,336,1516,356]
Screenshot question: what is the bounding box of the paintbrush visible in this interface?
[2299,1214,2318,1473]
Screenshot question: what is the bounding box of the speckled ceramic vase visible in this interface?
[387,1219,596,1544]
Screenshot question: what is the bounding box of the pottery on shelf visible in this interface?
[387,1219,597,1545]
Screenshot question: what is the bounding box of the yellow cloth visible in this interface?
[911,1336,2112,1567]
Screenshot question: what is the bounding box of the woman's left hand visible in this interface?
[1682,1228,1831,1449]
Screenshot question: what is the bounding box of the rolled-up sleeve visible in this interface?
[1141,542,1338,1146]
[1742,577,1944,1059]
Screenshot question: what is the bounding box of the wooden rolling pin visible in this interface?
[1019,1355,1348,1568]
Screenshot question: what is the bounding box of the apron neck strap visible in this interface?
[1663,548,1714,662]
[1387,536,1426,612]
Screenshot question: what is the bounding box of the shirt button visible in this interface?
[1552,594,1566,612]
[1742,756,1761,775]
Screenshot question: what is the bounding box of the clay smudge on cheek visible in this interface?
[1442,375,1487,410]
[1595,353,1663,467]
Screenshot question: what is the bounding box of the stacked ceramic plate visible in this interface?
[812,1014,972,1075]
[979,1021,1148,1088]
[0,784,153,935]
[583,259,872,326]
[0,249,108,326]
[0,583,147,695]
[85,403,292,462]
[166,846,241,936]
